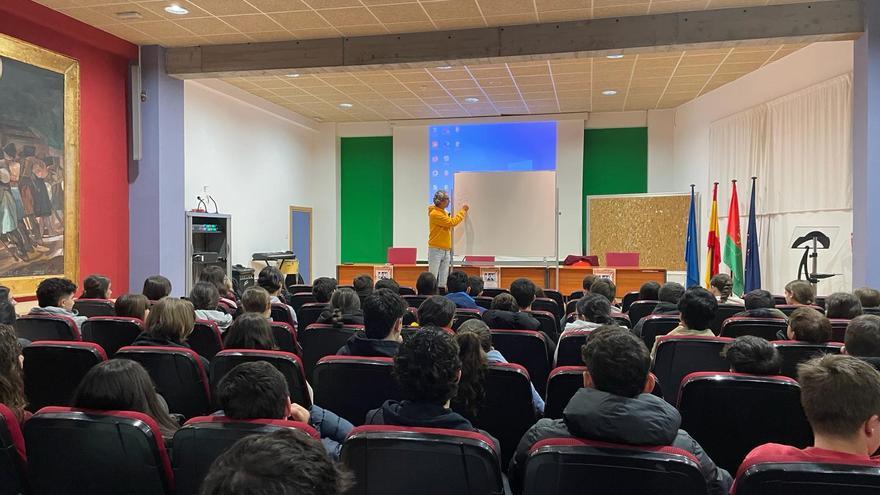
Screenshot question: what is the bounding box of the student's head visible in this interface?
[454,324,489,418]
[456,319,492,352]
[189,281,220,311]
[844,315,880,358]
[114,293,150,321]
[446,271,469,294]
[638,281,661,301]
[216,361,289,420]
[200,428,353,495]
[589,278,616,304]
[678,287,718,330]
[329,287,360,314]
[145,298,196,343]
[581,326,652,398]
[0,325,25,420]
[362,288,406,340]
[199,266,229,296]
[0,300,15,327]
[257,266,284,295]
[467,276,484,297]
[81,274,111,299]
[825,292,863,320]
[433,190,450,208]
[510,278,536,310]
[374,278,400,294]
[722,336,782,375]
[490,293,519,312]
[311,277,337,303]
[658,282,686,304]
[787,307,832,343]
[576,293,615,324]
[785,280,814,305]
[417,295,456,328]
[797,354,880,455]
[223,313,276,350]
[142,275,172,301]
[744,289,776,310]
[353,275,374,298]
[582,275,596,292]
[854,288,880,309]
[72,359,179,438]
[709,273,733,302]
[394,328,461,405]
[241,286,272,316]
[415,272,437,296]
[36,277,76,310]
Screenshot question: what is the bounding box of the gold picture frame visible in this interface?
[0,33,79,297]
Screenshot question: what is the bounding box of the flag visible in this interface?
[744,177,761,292]
[723,180,745,296]
[685,185,700,288]
[705,182,721,287]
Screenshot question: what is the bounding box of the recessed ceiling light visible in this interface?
[339,103,353,108]
[436,65,453,70]
[115,11,144,20]
[164,4,189,15]
[602,90,618,96]
[285,73,300,78]
[606,54,624,59]
[463,97,480,103]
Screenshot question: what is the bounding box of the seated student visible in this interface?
[417,295,456,329]
[779,307,832,343]
[0,325,28,423]
[650,287,718,360]
[200,428,353,495]
[81,274,112,300]
[843,315,880,369]
[510,278,539,312]
[223,313,277,350]
[352,273,374,300]
[189,281,233,331]
[258,266,298,326]
[482,293,540,331]
[142,275,172,301]
[825,292,863,320]
[337,288,405,357]
[240,286,272,318]
[467,275,484,298]
[374,277,400,294]
[721,335,782,375]
[131,298,207,366]
[736,289,788,319]
[416,271,438,296]
[509,327,732,495]
[312,277,337,304]
[631,282,685,338]
[29,277,87,331]
[784,279,815,306]
[738,355,880,474]
[317,287,364,326]
[114,293,150,321]
[589,278,620,309]
[454,319,544,416]
[854,287,880,314]
[582,274,597,294]
[709,273,744,305]
[0,287,15,325]
[564,294,616,332]
[215,361,353,460]
[638,281,661,301]
[445,271,483,313]
[199,266,238,308]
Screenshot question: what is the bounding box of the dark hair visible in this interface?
[509,278,536,309]
[453,329,487,418]
[81,274,111,299]
[581,326,650,398]
[145,298,195,343]
[374,278,400,294]
[114,293,149,321]
[353,275,374,297]
[72,359,179,438]
[845,315,880,357]
[709,274,734,303]
[785,280,814,305]
[200,428,353,495]
[825,292,863,320]
[142,275,172,301]
[257,266,284,294]
[217,361,288,419]
[363,288,406,340]
[788,307,832,343]
[678,287,718,330]
[36,277,77,308]
[309,277,336,304]
[241,286,271,314]
[744,289,776,310]
[393,328,461,404]
[417,295,456,328]
[224,313,276,350]
[415,272,437,296]
[0,325,26,422]
[189,281,220,311]
[456,319,492,351]
[490,293,518,312]
[446,271,469,294]
[467,276,484,297]
[576,294,615,324]
[0,294,15,325]
[328,287,360,327]
[658,282,686,304]
[798,354,880,438]
[199,266,229,298]
[638,281,660,301]
[582,275,597,291]
[589,278,616,304]
[854,288,880,309]
[722,336,782,375]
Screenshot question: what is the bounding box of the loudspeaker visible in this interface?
[231,265,254,293]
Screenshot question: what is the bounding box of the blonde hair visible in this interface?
[145,298,195,343]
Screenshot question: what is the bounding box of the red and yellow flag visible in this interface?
[705,182,721,287]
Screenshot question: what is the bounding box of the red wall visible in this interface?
[0,0,137,294]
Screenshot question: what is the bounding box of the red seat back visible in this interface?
[270,321,301,355]
[735,455,880,495]
[721,317,788,340]
[82,317,143,357]
[14,314,80,342]
[189,319,223,360]
[116,346,211,419]
[269,303,297,328]
[313,356,398,426]
[489,329,551,396]
[297,302,329,330]
[651,335,732,404]
[210,349,311,408]
[0,403,27,495]
[773,341,843,378]
[554,329,591,367]
[23,341,107,411]
[72,299,116,318]
[829,319,851,342]
[299,323,363,380]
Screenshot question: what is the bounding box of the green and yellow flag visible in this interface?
[722,180,744,296]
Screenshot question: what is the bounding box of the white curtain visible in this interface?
[708,74,853,295]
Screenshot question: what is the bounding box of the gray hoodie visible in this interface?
[28,306,87,332]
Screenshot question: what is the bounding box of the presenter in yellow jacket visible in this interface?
[427,190,469,288]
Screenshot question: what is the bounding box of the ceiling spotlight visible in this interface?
[339,103,353,108]
[601,90,618,96]
[463,97,480,103]
[164,4,189,15]
[436,65,453,70]
[285,73,300,78]
[606,54,624,59]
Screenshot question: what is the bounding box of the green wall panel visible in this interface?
[340,136,393,263]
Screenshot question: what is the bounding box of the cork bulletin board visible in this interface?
[586,193,695,271]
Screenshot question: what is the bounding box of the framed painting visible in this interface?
[0,33,79,297]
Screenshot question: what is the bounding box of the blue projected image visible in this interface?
[428,121,557,202]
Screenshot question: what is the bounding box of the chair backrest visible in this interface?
[489,329,551,396]
[627,300,659,326]
[172,417,318,495]
[721,317,789,340]
[527,310,561,341]
[269,303,297,328]
[210,349,311,408]
[72,299,116,318]
[830,319,851,342]
[23,341,107,411]
[287,284,312,295]
[640,315,681,349]
[14,314,80,342]
[709,304,746,334]
[270,321,301,355]
[25,407,174,495]
[567,290,584,302]
[452,309,482,331]
[611,312,632,329]
[678,372,813,475]
[774,341,844,379]
[402,294,429,309]
[297,302,329,330]
[298,323,363,380]
[403,307,418,326]
[189,319,223,360]
[522,437,707,495]
[620,291,640,312]
[555,329,591,367]
[652,335,732,404]
[543,290,564,308]
[545,366,585,419]
[116,346,211,419]
[735,457,880,495]
[398,286,416,296]
[81,317,143,357]
[776,304,824,316]
[474,296,493,310]
[0,404,27,495]
[288,292,316,313]
[312,356,398,426]
[532,298,563,321]
[342,425,504,495]
[481,288,509,298]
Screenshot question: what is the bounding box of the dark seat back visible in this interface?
[709,304,746,334]
[527,310,560,341]
[830,319,851,342]
[72,299,115,318]
[774,341,843,379]
[269,303,297,328]
[287,284,312,295]
[475,296,493,310]
[532,298,563,321]
[398,286,416,296]
[721,317,788,340]
[735,458,880,495]
[299,323,362,380]
[611,312,632,329]
[312,356,399,426]
[25,407,174,495]
[402,295,429,309]
[544,366,585,420]
[627,300,658,324]
[289,293,316,313]
[620,291,640,312]
[640,315,681,349]
[482,288,509,298]
[116,346,211,419]
[297,303,329,331]
[651,335,732,404]
[452,309,482,331]
[543,290,564,308]
[0,404,27,495]
[81,317,143,357]
[776,304,824,316]
[341,425,504,495]
[189,320,223,360]
[23,341,107,411]
[490,329,551,396]
[210,349,311,408]
[14,314,80,342]
[270,321,301,355]
[554,329,591,367]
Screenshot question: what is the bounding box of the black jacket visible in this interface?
[734,308,788,320]
[336,332,400,357]
[631,302,680,338]
[131,332,210,369]
[316,308,365,326]
[482,310,541,331]
[508,387,732,495]
[366,400,499,449]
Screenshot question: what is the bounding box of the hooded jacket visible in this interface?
[29,306,87,332]
[317,308,365,326]
[365,400,500,450]
[336,332,399,357]
[482,310,540,331]
[508,387,732,495]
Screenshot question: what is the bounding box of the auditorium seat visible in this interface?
[0,404,28,495]
[116,346,211,419]
[815,296,827,309]
[298,323,363,380]
[621,291,640,312]
[490,329,552,396]
[640,314,682,349]
[542,290,564,309]
[72,299,115,318]
[651,335,732,404]
[23,341,107,411]
[402,295,429,309]
[286,284,312,295]
[532,298,563,321]
[172,417,318,495]
[544,366,584,419]
[312,356,399,426]
[25,407,174,495]
[452,309,482,331]
[567,290,584,302]
[341,425,504,495]
[398,286,416,296]
[189,319,223,360]
[626,300,659,327]
[288,292,316,313]
[776,304,824,316]
[269,303,297,328]
[403,307,418,326]
[521,438,707,495]
[611,312,632,329]
[564,300,578,316]
[481,288,509,298]
[735,456,880,494]
[677,372,812,474]
[215,300,235,316]
[81,316,142,357]
[528,310,560,341]
[270,321,301,355]
[297,302,329,331]
[774,341,843,379]
[709,304,748,334]
[475,296,493,310]
[210,349,311,408]
[554,329,591,367]
[830,319,851,342]
[14,314,80,342]
[721,317,788,340]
